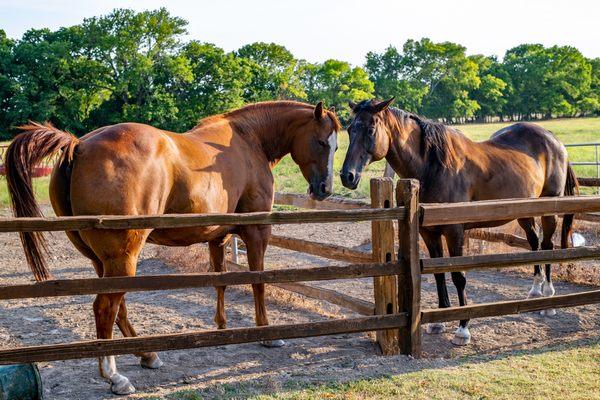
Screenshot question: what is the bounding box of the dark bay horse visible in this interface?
[5,100,340,394]
[341,98,577,346]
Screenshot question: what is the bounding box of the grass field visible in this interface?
[145,338,600,399]
[0,117,598,206]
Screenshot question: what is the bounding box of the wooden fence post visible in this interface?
[396,179,421,356]
[370,178,399,355]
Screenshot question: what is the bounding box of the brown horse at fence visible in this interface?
[340,98,578,346]
[5,100,340,395]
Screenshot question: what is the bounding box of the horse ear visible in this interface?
[348,101,357,111]
[373,97,395,113]
[328,106,335,113]
[314,101,324,120]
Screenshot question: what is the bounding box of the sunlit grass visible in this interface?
[152,339,600,400]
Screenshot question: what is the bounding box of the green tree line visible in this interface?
[1,8,599,138]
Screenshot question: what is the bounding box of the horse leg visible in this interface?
[209,237,228,329]
[84,230,146,395]
[540,215,558,317]
[239,224,284,348]
[518,218,543,298]
[421,229,449,334]
[94,291,135,395]
[115,298,163,369]
[445,227,471,346]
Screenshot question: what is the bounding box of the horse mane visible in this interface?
[354,99,467,178]
[192,101,342,133]
[407,113,466,171]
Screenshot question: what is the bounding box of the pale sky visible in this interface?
[1,0,599,65]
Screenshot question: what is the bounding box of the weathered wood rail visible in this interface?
[0,179,599,365]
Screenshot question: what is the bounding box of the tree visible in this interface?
[365,46,426,112]
[75,8,190,130]
[300,59,374,122]
[0,30,15,137]
[401,39,481,121]
[236,42,305,101]
[175,42,250,130]
[469,55,507,121]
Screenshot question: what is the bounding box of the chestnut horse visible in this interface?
[5,100,340,394]
[340,98,578,346]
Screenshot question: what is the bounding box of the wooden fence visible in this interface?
[0,179,599,364]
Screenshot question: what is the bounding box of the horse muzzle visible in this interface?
[340,169,361,190]
[308,180,332,201]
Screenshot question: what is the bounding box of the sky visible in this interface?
[1,0,599,66]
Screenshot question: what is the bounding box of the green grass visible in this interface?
[145,339,600,400]
[0,176,50,207]
[1,117,598,207]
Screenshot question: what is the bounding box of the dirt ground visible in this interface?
[0,206,599,399]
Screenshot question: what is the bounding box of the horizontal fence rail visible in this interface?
[274,192,369,210]
[578,177,600,187]
[421,196,600,226]
[421,246,600,274]
[422,289,600,324]
[0,314,408,364]
[226,261,375,317]
[270,234,372,264]
[0,262,399,300]
[0,207,406,232]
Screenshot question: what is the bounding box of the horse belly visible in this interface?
[147,225,233,246]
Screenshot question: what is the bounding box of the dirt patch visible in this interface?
[0,207,599,399]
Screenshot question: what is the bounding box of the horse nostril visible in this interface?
[320,182,327,194]
[348,172,355,183]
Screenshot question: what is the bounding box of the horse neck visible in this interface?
[382,111,425,179]
[226,104,312,165]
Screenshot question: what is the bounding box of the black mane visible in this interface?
[409,113,463,170]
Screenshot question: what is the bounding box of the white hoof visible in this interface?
[540,308,557,317]
[141,353,163,369]
[110,373,135,395]
[451,326,471,346]
[426,323,446,334]
[527,288,543,299]
[261,339,285,348]
[528,275,544,299]
[542,281,555,297]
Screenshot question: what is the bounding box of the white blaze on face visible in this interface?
[327,131,337,183]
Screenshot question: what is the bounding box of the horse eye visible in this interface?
[318,139,327,147]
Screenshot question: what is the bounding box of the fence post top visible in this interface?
[370,177,394,184]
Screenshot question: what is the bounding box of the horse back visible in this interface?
[66,123,184,216]
[483,122,568,197]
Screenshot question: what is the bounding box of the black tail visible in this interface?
[561,164,579,249]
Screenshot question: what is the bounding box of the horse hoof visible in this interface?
[261,339,285,348]
[426,323,446,334]
[451,326,471,346]
[141,353,163,369]
[540,308,557,317]
[542,282,555,297]
[527,288,543,299]
[110,373,135,395]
